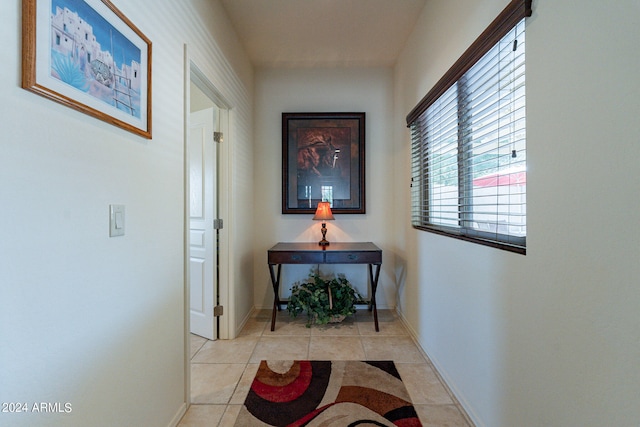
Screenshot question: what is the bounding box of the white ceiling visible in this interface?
[220,0,427,68]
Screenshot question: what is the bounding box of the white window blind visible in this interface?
[408,0,531,254]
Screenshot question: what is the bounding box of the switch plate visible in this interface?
[109,204,125,237]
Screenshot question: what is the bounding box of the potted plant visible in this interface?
[288,271,362,327]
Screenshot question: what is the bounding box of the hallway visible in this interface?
[179,309,472,426]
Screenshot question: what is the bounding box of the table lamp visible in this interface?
[313,202,334,246]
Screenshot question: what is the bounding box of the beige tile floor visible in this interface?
[179,309,473,426]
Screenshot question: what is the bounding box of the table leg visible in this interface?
[268,264,282,331]
[368,263,381,332]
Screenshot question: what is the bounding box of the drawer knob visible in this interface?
[348,254,359,260]
[291,255,302,261]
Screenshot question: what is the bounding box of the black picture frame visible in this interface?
[282,112,365,214]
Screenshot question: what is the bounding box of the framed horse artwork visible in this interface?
[282,112,365,214]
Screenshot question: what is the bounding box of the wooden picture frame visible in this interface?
[282,112,365,214]
[22,0,152,139]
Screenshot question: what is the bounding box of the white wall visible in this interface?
[181,0,256,337]
[394,1,640,426]
[0,0,253,426]
[252,67,397,310]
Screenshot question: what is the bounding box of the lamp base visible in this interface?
[318,222,330,246]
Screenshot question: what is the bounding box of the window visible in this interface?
[407,0,531,254]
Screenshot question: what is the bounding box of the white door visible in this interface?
[189,107,218,340]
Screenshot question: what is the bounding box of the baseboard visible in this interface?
[236,306,256,334]
[167,402,187,427]
[395,309,480,427]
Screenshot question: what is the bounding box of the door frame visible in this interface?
[183,46,232,405]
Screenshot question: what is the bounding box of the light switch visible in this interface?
[115,212,123,229]
[109,205,125,237]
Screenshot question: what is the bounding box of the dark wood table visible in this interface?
[267,242,382,331]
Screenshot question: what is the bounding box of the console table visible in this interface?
[267,242,382,331]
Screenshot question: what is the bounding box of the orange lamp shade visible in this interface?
[313,202,335,221]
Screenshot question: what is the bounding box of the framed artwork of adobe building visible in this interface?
[22,0,152,138]
[282,112,365,214]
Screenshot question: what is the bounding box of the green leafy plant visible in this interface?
[288,271,362,327]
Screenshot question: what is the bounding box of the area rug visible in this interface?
[234,360,422,426]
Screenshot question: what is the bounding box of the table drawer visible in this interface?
[325,251,381,264]
[269,251,324,264]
